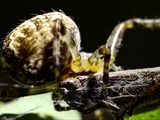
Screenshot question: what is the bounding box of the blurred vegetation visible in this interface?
[0,93,81,120]
[124,103,160,120]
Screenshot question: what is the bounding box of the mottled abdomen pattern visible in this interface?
[1,12,81,86]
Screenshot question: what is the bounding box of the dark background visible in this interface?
[0,1,160,120]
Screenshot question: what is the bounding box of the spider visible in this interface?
[1,11,160,119]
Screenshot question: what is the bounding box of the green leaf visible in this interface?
[0,93,81,120]
[124,104,160,120]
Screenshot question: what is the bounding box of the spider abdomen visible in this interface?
[1,12,81,86]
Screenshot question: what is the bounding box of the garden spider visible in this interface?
[0,11,160,119]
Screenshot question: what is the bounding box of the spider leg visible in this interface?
[52,19,62,79]
[52,18,81,78]
[88,45,110,98]
[96,46,121,112]
[88,45,120,112]
[51,19,84,110]
[106,19,160,70]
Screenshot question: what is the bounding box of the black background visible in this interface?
[0,1,160,120]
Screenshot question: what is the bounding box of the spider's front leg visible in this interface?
[88,45,120,112]
[106,18,160,69]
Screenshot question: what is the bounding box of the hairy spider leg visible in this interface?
[88,45,120,112]
[106,19,160,70]
[50,18,80,79]
[49,18,83,111]
[88,45,110,95]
